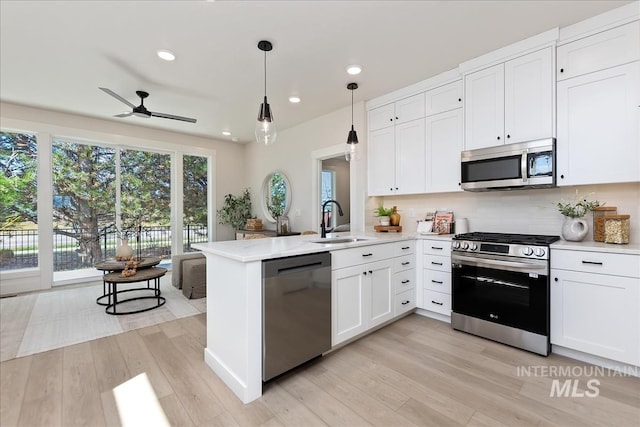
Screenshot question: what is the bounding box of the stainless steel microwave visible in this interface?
[461,138,556,192]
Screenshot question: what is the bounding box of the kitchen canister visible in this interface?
[592,206,617,242]
[456,218,469,234]
[604,214,630,244]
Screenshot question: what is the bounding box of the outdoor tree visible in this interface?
[0,132,37,228]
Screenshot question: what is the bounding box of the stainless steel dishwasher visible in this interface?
[262,252,331,381]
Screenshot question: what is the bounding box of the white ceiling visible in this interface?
[0,0,631,144]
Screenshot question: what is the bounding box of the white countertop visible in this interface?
[551,240,640,255]
[193,231,424,262]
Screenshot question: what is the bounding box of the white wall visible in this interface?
[370,183,640,242]
[244,101,366,233]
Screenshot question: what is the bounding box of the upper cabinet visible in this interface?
[368,93,426,196]
[464,47,554,150]
[556,21,640,186]
[368,93,425,131]
[425,80,463,116]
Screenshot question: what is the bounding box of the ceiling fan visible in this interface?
[99,87,197,123]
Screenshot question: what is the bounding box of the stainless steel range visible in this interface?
[451,232,560,356]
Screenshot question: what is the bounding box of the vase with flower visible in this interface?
[555,191,602,241]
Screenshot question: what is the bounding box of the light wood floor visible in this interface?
[1,313,639,427]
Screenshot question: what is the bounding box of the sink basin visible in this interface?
[311,237,371,244]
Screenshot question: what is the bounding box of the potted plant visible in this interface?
[217,188,253,231]
[555,190,601,241]
[374,204,394,226]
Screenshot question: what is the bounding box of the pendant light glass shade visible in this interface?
[256,40,276,145]
[345,82,359,161]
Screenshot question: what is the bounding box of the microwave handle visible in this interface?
[521,150,528,184]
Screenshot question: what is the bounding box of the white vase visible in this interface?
[378,216,390,226]
[561,217,588,241]
[116,239,134,259]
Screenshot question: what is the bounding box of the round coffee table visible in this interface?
[100,267,167,315]
[95,257,162,307]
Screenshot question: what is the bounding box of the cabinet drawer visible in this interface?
[392,240,415,256]
[396,288,416,315]
[423,240,451,255]
[393,254,414,272]
[422,290,451,315]
[423,254,451,273]
[551,249,640,278]
[394,269,415,294]
[557,21,640,81]
[423,269,451,294]
[426,80,462,116]
[332,243,395,270]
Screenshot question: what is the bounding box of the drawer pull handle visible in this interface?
[431,280,443,284]
[431,246,443,250]
[581,261,603,266]
[401,246,410,250]
[431,300,444,306]
[431,262,443,266]
[401,261,410,266]
[362,253,373,257]
[401,300,411,305]
[401,280,410,284]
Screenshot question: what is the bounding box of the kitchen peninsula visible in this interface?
[192,232,422,403]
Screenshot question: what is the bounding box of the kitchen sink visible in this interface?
[311,237,371,244]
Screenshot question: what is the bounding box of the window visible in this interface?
[0,131,38,271]
[321,169,336,228]
[183,155,208,252]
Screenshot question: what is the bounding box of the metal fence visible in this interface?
[0,225,208,272]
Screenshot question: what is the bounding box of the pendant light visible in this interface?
[255,40,276,146]
[345,82,359,161]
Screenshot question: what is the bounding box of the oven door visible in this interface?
[451,253,549,335]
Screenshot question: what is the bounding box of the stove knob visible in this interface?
[534,247,546,257]
[461,242,469,250]
[470,243,478,251]
[452,241,460,249]
[522,247,534,256]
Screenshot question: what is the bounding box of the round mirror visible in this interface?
[261,171,291,222]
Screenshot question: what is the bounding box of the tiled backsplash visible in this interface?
[368,183,640,242]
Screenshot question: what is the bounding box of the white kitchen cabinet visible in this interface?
[426,80,463,116]
[464,47,554,150]
[419,239,452,318]
[332,241,414,346]
[368,118,426,196]
[557,21,640,81]
[368,93,426,131]
[556,61,640,186]
[551,248,640,366]
[425,105,463,193]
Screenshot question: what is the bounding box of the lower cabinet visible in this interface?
[551,248,640,366]
[419,239,452,318]
[332,241,415,346]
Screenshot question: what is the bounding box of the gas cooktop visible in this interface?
[453,232,560,246]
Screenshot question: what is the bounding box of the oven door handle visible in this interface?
[452,254,547,272]
[462,275,529,290]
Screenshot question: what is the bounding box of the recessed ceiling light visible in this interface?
[222,131,231,136]
[289,96,301,104]
[157,49,176,61]
[346,65,362,75]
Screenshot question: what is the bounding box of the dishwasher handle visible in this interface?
[263,252,331,278]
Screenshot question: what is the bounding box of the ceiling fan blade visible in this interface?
[99,87,136,109]
[114,112,133,118]
[150,111,197,123]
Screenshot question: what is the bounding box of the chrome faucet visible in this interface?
[321,199,344,238]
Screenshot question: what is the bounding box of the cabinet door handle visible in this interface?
[431,280,443,284]
[401,279,410,284]
[458,98,462,102]
[497,136,501,140]
[401,261,411,266]
[363,271,367,275]
[554,277,558,282]
[362,253,373,257]
[401,246,410,250]
[560,68,564,73]
[582,261,603,266]
[506,134,511,139]
[560,174,565,179]
[401,300,411,305]
[431,246,443,250]
[431,300,444,306]
[431,262,443,266]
